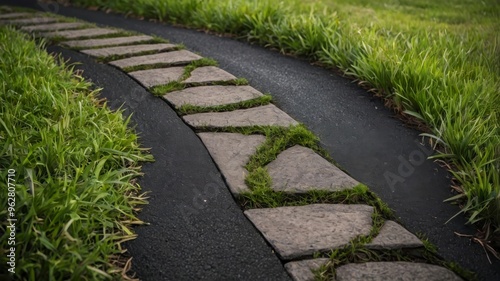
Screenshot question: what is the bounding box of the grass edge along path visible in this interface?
[68,0,500,250]
[0,7,477,279]
[0,26,153,280]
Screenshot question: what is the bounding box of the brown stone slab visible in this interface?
[129,67,184,88]
[63,35,154,48]
[2,17,58,25]
[183,104,299,128]
[366,220,423,249]
[285,259,330,281]
[42,28,121,39]
[0,12,33,19]
[335,262,463,281]
[21,22,86,32]
[164,85,264,107]
[197,133,266,195]
[183,66,237,84]
[80,43,177,58]
[244,204,373,260]
[109,50,202,69]
[266,145,359,193]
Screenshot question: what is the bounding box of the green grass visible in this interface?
[68,0,500,245]
[177,94,272,115]
[0,26,152,280]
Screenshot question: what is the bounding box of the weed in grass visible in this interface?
[313,244,478,281]
[151,81,186,95]
[177,94,272,115]
[150,59,247,95]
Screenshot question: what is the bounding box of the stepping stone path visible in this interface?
[0,12,33,19]
[266,145,359,193]
[183,66,237,84]
[1,17,57,25]
[129,67,185,88]
[245,204,373,260]
[80,43,177,58]
[335,262,463,281]
[63,35,155,48]
[164,85,264,107]
[21,22,86,32]
[183,104,298,128]
[109,50,202,69]
[366,220,423,249]
[1,9,467,281]
[198,133,266,195]
[284,259,330,281]
[42,28,121,39]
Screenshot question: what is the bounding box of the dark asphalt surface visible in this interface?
[4,1,500,280]
[46,46,291,281]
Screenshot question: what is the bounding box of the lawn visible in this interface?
[69,0,499,247]
[0,26,152,280]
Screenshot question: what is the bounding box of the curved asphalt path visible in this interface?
[5,1,499,280]
[45,45,291,280]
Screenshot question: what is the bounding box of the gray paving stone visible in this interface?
[42,28,121,39]
[197,133,266,195]
[285,259,330,281]
[164,85,264,107]
[0,12,33,19]
[21,22,86,32]
[2,17,58,25]
[109,50,202,69]
[266,145,359,193]
[63,35,154,48]
[366,220,423,249]
[80,43,177,58]
[244,204,373,260]
[183,66,237,84]
[129,67,184,88]
[183,104,298,128]
[335,262,463,281]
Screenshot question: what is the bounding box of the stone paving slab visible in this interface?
[1,17,58,25]
[109,50,202,69]
[0,12,33,19]
[285,259,330,281]
[335,262,463,281]
[62,35,154,48]
[183,104,299,128]
[244,204,373,260]
[367,220,424,250]
[21,22,86,32]
[80,43,177,58]
[164,85,264,107]
[129,67,184,88]
[198,133,266,195]
[266,145,359,193]
[183,66,237,84]
[42,28,121,39]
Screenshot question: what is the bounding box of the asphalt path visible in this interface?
[45,45,291,281]
[4,1,500,280]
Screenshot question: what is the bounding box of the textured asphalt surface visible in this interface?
[5,1,500,280]
[46,45,291,281]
